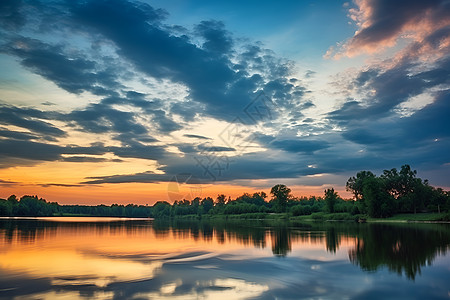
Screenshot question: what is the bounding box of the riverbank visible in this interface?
[166,212,450,223]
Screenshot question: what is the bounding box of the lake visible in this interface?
[0,217,449,299]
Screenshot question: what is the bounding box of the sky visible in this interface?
[0,0,449,205]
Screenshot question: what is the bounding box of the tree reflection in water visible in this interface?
[348,224,450,280]
[1,218,449,282]
[153,219,450,280]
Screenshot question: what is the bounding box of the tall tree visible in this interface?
[270,184,291,213]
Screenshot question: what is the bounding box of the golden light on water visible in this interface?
[0,218,357,293]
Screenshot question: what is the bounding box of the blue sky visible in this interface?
[0,0,449,204]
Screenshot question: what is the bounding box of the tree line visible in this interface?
[345,165,449,217]
[1,165,449,218]
[0,195,151,218]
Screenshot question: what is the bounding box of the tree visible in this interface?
[152,201,171,217]
[251,192,267,206]
[201,197,214,214]
[382,165,417,199]
[216,194,226,206]
[270,184,291,213]
[324,188,338,213]
[382,165,425,213]
[362,177,394,218]
[346,171,375,200]
[0,199,12,216]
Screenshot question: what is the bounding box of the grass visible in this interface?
[169,211,450,223]
[368,212,450,222]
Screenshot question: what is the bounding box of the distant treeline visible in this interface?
[0,195,151,218]
[1,165,449,219]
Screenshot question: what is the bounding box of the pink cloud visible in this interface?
[326,0,450,60]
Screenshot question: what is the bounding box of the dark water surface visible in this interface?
[0,217,449,299]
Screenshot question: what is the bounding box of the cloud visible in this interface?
[67,0,304,122]
[332,88,450,169]
[183,134,211,140]
[197,144,236,152]
[329,55,450,123]
[0,179,17,185]
[61,156,120,163]
[0,139,63,164]
[0,0,25,30]
[328,0,450,58]
[1,0,447,189]
[38,183,85,187]
[63,143,108,156]
[195,20,233,55]
[0,128,38,141]
[304,70,316,78]
[1,37,120,96]
[82,171,168,184]
[0,104,65,141]
[270,139,330,154]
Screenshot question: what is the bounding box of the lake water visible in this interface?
[0,217,449,299]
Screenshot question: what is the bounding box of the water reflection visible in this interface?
[0,218,449,299]
[349,223,450,280]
